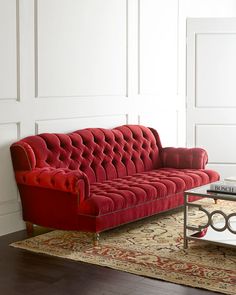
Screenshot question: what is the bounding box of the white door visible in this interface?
[187,18,236,179]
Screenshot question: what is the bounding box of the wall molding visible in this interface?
[35,114,129,134]
[0,199,21,217]
[34,0,129,99]
[0,0,20,101]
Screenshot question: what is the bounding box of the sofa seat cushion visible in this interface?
[79,168,219,216]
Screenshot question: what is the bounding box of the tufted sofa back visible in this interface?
[11,125,162,183]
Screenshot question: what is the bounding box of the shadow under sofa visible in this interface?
[10,125,220,243]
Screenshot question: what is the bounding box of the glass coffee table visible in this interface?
[184,183,236,249]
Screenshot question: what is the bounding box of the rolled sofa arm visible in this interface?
[15,167,90,203]
[161,147,208,169]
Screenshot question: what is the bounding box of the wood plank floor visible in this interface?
[0,230,219,295]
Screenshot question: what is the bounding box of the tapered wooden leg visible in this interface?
[26,222,34,236]
[214,198,218,204]
[93,233,100,246]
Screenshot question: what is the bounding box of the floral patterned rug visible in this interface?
[11,200,236,294]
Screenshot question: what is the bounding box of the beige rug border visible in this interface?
[11,234,234,295]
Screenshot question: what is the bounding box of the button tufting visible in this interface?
[94,137,99,144]
[121,157,126,164]
[82,152,88,158]
[59,156,64,161]
[104,148,109,155]
[113,146,119,153]
[71,140,77,147]
[124,145,129,152]
[70,154,77,160]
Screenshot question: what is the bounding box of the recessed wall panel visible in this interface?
[0,123,19,204]
[182,0,236,17]
[196,125,236,163]
[139,0,178,96]
[139,111,178,147]
[35,114,128,134]
[0,0,18,100]
[36,0,127,97]
[196,34,236,107]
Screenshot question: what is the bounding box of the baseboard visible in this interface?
[0,211,25,236]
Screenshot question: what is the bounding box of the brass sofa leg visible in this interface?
[93,233,100,246]
[26,222,34,236]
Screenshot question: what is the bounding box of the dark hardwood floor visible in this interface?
[0,229,220,295]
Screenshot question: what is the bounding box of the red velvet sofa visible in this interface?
[10,125,219,241]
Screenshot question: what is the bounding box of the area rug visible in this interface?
[11,199,236,294]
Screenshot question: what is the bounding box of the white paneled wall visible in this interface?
[36,0,127,97]
[187,18,236,178]
[139,0,178,97]
[0,0,236,235]
[0,0,18,100]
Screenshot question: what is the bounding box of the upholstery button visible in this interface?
[45,142,52,150]
[142,132,148,139]
[90,162,96,170]
[82,152,87,158]
[113,147,119,153]
[94,137,99,144]
[80,164,86,171]
[104,148,110,155]
[71,154,76,160]
[71,140,79,147]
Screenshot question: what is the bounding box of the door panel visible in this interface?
[187,18,236,178]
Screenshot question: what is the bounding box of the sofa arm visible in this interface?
[161,147,208,169]
[15,167,90,203]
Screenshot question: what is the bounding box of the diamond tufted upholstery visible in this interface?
[11,126,161,183]
[10,125,220,233]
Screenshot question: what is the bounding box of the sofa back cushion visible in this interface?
[11,125,162,183]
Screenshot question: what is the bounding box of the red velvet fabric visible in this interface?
[18,184,80,230]
[161,147,208,169]
[10,125,220,234]
[15,167,89,202]
[77,194,204,233]
[79,168,218,216]
[11,125,162,183]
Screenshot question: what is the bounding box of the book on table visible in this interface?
[224,176,236,182]
[207,180,236,195]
